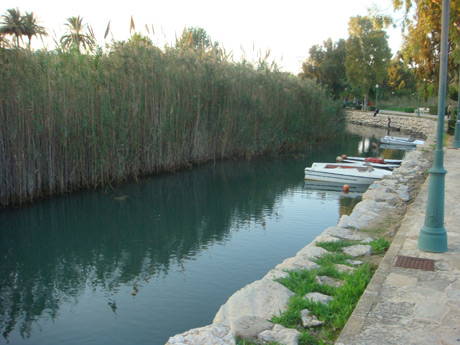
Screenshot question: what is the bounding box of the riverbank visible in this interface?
[165,112,438,344]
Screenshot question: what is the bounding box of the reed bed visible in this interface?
[0,44,343,206]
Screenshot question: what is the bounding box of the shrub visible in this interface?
[354,105,362,110]
[404,107,415,113]
[368,106,375,111]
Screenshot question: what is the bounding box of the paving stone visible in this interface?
[275,256,320,271]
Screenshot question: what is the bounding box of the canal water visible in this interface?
[0,125,405,345]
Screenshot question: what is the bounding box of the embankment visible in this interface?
[165,112,437,344]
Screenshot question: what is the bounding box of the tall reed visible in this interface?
[0,44,343,206]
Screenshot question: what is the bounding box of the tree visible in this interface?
[385,54,417,97]
[345,16,392,109]
[60,16,95,52]
[0,8,24,47]
[392,0,460,88]
[176,27,216,51]
[299,38,347,99]
[22,12,47,50]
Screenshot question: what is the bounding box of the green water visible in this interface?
[0,126,404,345]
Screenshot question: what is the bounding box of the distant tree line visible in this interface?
[300,1,460,107]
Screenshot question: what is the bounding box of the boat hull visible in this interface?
[304,163,392,184]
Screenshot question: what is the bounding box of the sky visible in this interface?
[2,0,404,74]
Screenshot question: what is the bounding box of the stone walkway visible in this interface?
[336,146,460,345]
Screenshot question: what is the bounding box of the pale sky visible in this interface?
[2,0,404,74]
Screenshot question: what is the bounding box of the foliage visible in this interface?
[0,8,47,49]
[345,16,392,109]
[273,261,374,344]
[299,38,347,99]
[404,107,415,113]
[370,237,391,255]
[176,26,217,52]
[392,0,460,90]
[385,54,417,97]
[0,47,343,206]
[60,16,95,53]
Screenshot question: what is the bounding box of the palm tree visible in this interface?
[23,12,47,50]
[60,16,95,52]
[0,8,24,47]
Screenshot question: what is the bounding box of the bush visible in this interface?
[354,105,362,110]
[404,107,415,113]
[429,106,438,115]
[368,106,375,111]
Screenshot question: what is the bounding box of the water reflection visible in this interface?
[0,127,403,344]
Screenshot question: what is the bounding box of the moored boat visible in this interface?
[341,156,403,165]
[304,162,392,184]
[380,136,424,146]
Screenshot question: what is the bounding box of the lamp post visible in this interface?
[418,0,449,253]
[417,84,421,117]
[375,84,379,109]
[453,65,460,148]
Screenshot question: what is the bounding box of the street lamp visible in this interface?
[418,0,449,253]
[375,84,379,109]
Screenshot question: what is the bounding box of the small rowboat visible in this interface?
[380,136,424,146]
[338,156,401,170]
[341,156,403,165]
[304,162,392,184]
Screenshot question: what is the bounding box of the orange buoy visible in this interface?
[341,154,347,159]
[343,184,350,193]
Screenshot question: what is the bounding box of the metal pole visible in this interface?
[452,65,460,147]
[417,84,421,116]
[418,0,449,252]
[376,84,379,109]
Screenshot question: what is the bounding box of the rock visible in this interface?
[323,227,366,241]
[166,323,235,345]
[315,275,344,288]
[343,244,372,257]
[361,237,373,244]
[213,279,295,325]
[300,309,324,328]
[275,256,321,272]
[295,244,330,259]
[262,269,290,281]
[346,259,363,266]
[257,324,300,345]
[303,292,333,305]
[229,316,273,341]
[335,264,357,274]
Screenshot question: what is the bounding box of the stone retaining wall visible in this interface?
[165,112,438,345]
[345,110,437,137]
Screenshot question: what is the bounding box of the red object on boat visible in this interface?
[365,157,385,164]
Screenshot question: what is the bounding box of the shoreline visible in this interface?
[165,112,438,344]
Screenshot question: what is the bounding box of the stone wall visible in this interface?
[164,112,438,345]
[345,110,438,137]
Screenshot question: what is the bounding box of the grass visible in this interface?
[236,238,391,345]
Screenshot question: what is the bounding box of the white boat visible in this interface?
[342,156,403,165]
[380,143,416,151]
[304,180,369,197]
[342,159,400,170]
[304,162,392,184]
[380,136,425,146]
